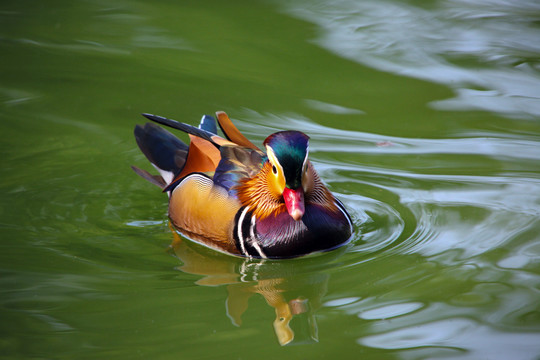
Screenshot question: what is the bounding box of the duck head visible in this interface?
[264,131,310,221]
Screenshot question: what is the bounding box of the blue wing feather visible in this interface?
[213,146,264,195]
[199,115,218,134]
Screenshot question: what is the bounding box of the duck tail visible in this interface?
[133,114,223,190]
[133,122,189,189]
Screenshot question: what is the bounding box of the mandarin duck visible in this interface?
[133,112,353,259]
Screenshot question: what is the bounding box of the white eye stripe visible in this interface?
[267,145,309,173]
[302,145,309,173]
[266,146,285,176]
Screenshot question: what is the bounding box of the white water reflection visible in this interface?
[359,317,540,359]
[304,99,365,115]
[281,0,540,119]
[358,302,424,320]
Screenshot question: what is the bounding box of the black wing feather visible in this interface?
[142,113,219,147]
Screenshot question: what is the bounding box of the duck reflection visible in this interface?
[169,228,345,345]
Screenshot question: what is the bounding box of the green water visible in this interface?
[2,0,540,358]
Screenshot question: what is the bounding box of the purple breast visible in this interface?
[255,203,352,258]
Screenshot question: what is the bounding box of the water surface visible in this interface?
[1,0,540,359]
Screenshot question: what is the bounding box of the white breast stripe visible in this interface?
[237,207,250,257]
[249,215,267,259]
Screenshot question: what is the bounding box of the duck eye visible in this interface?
[272,165,278,175]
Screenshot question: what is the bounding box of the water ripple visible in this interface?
[234,110,540,268]
[281,0,540,119]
